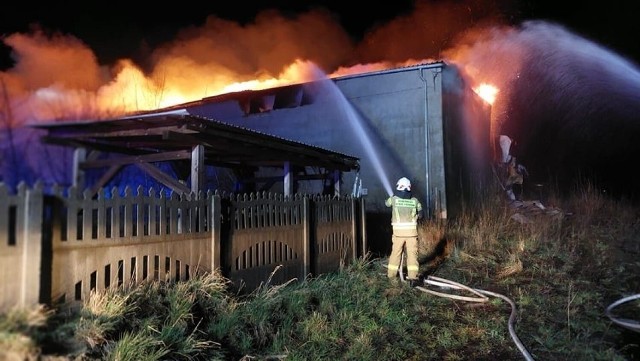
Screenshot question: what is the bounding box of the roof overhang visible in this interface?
[33,113,360,172]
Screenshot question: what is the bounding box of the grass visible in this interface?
[1,182,639,360]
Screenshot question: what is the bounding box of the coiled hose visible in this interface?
[393,255,638,360]
[394,255,535,361]
[416,275,535,361]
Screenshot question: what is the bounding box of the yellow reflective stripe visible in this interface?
[392,223,417,229]
[407,265,419,271]
[387,263,398,270]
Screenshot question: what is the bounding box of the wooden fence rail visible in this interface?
[0,182,366,311]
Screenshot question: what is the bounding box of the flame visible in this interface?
[221,59,328,93]
[0,3,515,126]
[473,83,498,105]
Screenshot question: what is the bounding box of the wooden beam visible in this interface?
[87,150,102,161]
[80,150,192,169]
[41,137,150,156]
[89,165,123,197]
[135,162,191,195]
[185,123,345,161]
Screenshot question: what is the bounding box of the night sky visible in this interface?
[2,1,639,69]
[1,2,414,69]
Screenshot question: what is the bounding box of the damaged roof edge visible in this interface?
[331,60,447,82]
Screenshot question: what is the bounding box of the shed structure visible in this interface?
[35,110,360,198]
[35,61,491,254]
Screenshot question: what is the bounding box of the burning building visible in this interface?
[184,61,491,217]
[33,60,492,253]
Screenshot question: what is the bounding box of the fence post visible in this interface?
[210,192,221,272]
[359,197,367,258]
[349,197,357,261]
[21,182,43,308]
[302,195,310,278]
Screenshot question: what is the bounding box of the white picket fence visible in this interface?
[0,182,366,311]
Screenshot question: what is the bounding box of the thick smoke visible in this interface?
[1,1,639,199]
[0,0,507,125]
[445,21,640,199]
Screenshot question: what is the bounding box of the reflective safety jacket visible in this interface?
[385,195,422,231]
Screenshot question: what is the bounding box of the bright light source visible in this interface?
[474,83,499,105]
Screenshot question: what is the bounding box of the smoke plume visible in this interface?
[2,0,639,199]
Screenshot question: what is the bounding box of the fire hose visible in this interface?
[414,275,535,361]
[605,293,640,333]
[395,254,535,361]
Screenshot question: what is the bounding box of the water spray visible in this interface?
[325,81,394,197]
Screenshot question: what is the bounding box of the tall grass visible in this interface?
[1,183,638,360]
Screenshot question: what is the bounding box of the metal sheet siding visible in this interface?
[184,62,491,237]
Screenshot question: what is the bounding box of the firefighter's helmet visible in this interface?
[396,177,411,191]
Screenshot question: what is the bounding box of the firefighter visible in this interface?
[498,134,529,201]
[386,177,424,287]
[505,156,529,201]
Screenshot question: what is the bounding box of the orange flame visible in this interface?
[1,1,511,126]
[473,83,498,105]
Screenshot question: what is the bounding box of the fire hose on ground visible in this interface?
[605,293,640,333]
[394,255,535,361]
[414,275,535,361]
[392,253,640,360]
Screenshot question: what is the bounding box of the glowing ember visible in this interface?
[473,83,499,105]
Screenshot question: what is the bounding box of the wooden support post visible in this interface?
[191,145,205,194]
[333,170,341,196]
[283,161,293,197]
[72,148,86,189]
